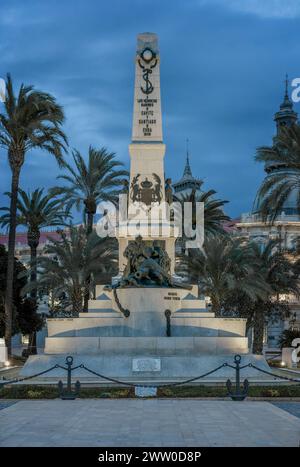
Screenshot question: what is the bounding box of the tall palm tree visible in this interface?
[25,226,117,315]
[51,146,128,233]
[255,124,300,222]
[0,188,69,353]
[50,146,128,311]
[0,74,67,355]
[183,236,270,316]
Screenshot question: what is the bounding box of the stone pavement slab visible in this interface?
[272,402,300,419]
[0,401,18,411]
[0,399,299,447]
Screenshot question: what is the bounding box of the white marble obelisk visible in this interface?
[129,33,166,209]
[118,33,176,274]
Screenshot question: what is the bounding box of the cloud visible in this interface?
[0,0,299,221]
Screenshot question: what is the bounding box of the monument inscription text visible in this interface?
[132,358,161,372]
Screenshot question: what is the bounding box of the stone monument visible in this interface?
[0,338,8,367]
[21,33,270,383]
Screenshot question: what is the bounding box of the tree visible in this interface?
[0,244,25,337]
[279,329,300,348]
[50,147,127,311]
[183,236,269,316]
[249,240,299,354]
[0,245,43,349]
[0,188,68,353]
[51,147,128,233]
[24,225,117,315]
[173,187,230,242]
[222,240,299,354]
[255,124,300,222]
[0,74,67,355]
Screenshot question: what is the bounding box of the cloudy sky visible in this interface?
[0,0,300,221]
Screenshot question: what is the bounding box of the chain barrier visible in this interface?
[113,288,130,317]
[1,354,299,400]
[0,364,60,386]
[80,362,228,389]
[248,363,300,383]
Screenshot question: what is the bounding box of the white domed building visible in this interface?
[237,80,300,354]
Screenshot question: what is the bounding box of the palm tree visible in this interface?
[51,147,128,233]
[248,240,299,354]
[50,146,128,311]
[174,187,230,241]
[279,329,300,348]
[0,188,69,353]
[255,124,300,222]
[183,236,270,316]
[0,74,67,355]
[25,225,117,315]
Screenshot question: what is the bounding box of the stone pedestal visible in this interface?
[21,287,271,382]
[0,338,8,367]
[282,347,297,368]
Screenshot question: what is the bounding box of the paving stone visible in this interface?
[0,400,299,447]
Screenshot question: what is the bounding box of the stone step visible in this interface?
[88,299,113,310]
[180,300,206,309]
[44,336,249,355]
[79,311,120,318]
[181,292,206,309]
[20,353,272,382]
[95,285,112,297]
[174,309,215,317]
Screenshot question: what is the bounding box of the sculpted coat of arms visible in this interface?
[130,173,162,206]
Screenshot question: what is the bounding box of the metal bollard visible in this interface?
[165,309,171,337]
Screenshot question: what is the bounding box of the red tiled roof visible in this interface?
[0,230,62,247]
[222,218,241,233]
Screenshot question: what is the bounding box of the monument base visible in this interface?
[20,287,273,384]
[20,353,273,384]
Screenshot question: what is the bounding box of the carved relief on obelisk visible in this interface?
[131,32,163,142]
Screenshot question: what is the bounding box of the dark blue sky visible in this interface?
[0,0,300,220]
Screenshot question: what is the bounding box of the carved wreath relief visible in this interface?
[137,47,158,137]
[138,47,158,95]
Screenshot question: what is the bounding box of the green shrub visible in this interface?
[279,329,300,348]
[1,384,300,399]
[261,389,280,397]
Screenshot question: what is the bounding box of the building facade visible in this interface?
[237,81,300,352]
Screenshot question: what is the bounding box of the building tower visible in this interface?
[172,140,203,197]
[253,77,299,216]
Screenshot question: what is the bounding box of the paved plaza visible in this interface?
[0,399,299,447]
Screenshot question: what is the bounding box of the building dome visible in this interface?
[253,78,299,217]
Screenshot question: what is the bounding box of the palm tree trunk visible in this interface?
[28,239,39,355]
[211,295,221,317]
[86,211,93,235]
[83,211,94,313]
[72,289,83,315]
[4,167,21,358]
[252,308,265,354]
